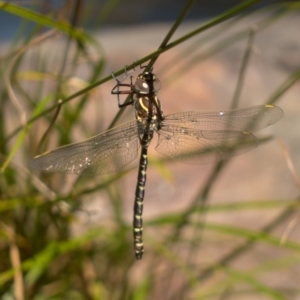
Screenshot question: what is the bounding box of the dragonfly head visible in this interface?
[134,72,161,94]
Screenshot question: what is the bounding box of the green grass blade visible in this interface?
[1,94,54,173]
[0,1,88,42]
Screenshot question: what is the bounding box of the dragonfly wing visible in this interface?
[156,126,258,164]
[163,105,283,132]
[30,121,140,175]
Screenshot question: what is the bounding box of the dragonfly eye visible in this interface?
[134,78,161,94]
[153,78,161,92]
[134,79,150,94]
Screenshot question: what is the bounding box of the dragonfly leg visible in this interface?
[111,72,134,107]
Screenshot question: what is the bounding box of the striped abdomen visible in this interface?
[133,147,148,259]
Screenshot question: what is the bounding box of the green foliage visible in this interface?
[1,1,300,299]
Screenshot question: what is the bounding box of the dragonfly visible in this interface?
[30,67,283,259]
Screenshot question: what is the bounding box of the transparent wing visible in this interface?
[162,105,283,132]
[30,121,140,175]
[156,105,283,164]
[156,129,258,164]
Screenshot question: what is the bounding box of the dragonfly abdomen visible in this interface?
[133,147,148,259]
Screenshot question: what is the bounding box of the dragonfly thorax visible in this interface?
[134,95,162,121]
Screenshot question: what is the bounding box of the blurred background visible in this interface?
[0,1,300,299]
[0,0,298,41]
